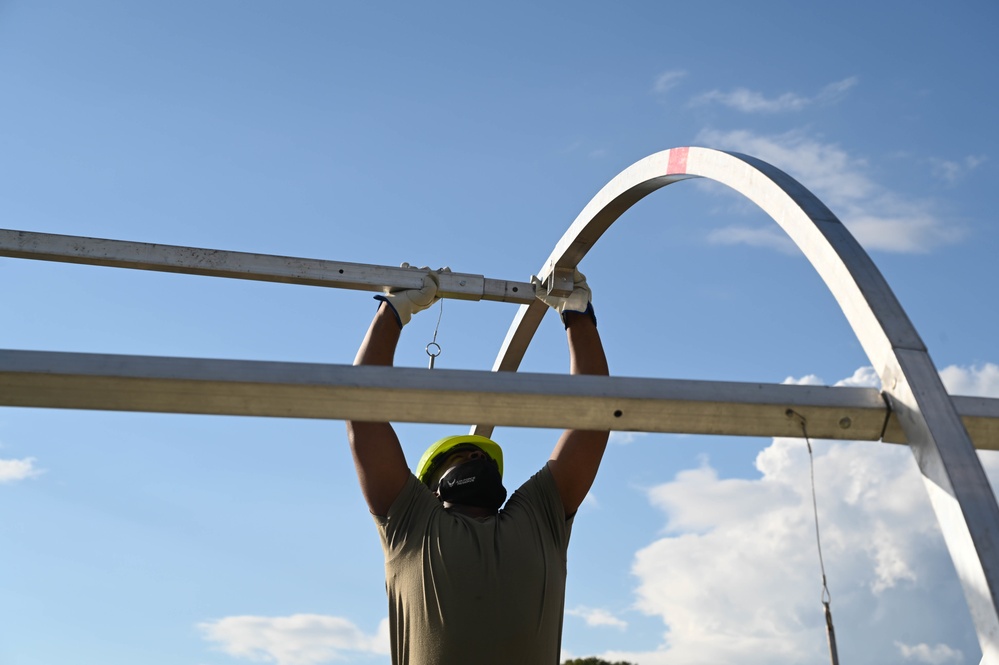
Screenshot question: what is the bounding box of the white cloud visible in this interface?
[608,365,991,665]
[696,128,964,254]
[846,208,961,253]
[929,155,987,184]
[818,76,860,100]
[568,606,628,630]
[706,224,796,253]
[692,77,857,113]
[781,367,881,389]
[610,431,648,445]
[620,440,969,664]
[835,366,881,389]
[653,70,686,94]
[896,641,964,664]
[695,88,810,113]
[198,614,389,665]
[939,363,999,397]
[782,373,826,386]
[0,456,42,483]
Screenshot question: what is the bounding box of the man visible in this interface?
[346,265,609,664]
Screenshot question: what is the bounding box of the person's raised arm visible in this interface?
[346,267,443,516]
[533,270,610,516]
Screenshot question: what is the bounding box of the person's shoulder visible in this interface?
[499,463,572,546]
[504,464,560,511]
[375,473,436,525]
[522,463,557,493]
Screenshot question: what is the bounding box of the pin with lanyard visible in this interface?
[425,298,443,369]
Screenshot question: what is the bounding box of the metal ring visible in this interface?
[425,342,442,358]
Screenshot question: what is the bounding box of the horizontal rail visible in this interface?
[2,349,997,448]
[0,228,537,304]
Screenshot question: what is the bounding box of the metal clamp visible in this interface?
[545,266,574,298]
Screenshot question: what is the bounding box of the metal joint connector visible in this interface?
[546,266,574,298]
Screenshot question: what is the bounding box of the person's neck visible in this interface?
[444,502,496,519]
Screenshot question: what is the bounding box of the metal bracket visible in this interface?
[545,266,574,298]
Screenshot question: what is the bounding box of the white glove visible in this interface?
[376,263,451,327]
[531,269,593,321]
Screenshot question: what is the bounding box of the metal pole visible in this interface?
[2,348,999,448]
[0,228,537,304]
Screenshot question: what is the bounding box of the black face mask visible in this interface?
[436,457,507,512]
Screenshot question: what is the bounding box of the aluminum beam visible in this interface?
[3,349,999,449]
[484,146,999,661]
[0,228,536,304]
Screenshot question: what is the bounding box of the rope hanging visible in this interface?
[787,409,841,665]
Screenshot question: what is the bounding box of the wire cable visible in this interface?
[787,409,840,665]
[426,298,444,369]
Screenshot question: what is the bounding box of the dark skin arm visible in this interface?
[547,309,610,517]
[346,302,411,516]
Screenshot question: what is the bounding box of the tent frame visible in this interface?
[3,147,997,661]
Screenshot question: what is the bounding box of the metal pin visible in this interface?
[426,342,441,369]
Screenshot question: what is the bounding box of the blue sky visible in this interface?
[2,1,998,664]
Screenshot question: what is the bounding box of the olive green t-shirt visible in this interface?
[374,464,572,664]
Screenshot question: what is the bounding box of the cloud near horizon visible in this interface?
[594,363,999,665]
[697,128,964,254]
[940,363,999,397]
[568,605,629,630]
[199,614,389,665]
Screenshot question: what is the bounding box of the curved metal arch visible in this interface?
[475,147,999,659]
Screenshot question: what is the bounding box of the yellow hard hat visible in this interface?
[416,434,504,485]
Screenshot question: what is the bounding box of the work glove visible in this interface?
[375,263,450,327]
[531,268,596,327]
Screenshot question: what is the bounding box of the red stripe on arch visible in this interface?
[667,147,688,175]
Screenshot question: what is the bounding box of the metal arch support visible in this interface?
[477,146,999,660]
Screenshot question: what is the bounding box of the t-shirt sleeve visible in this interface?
[372,473,439,559]
[504,463,573,553]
